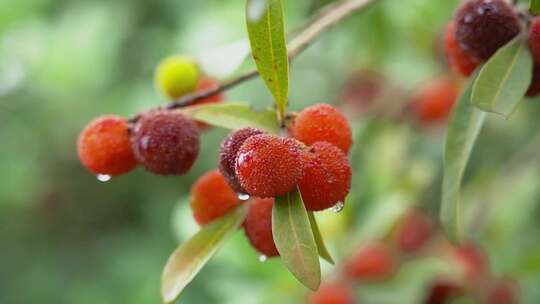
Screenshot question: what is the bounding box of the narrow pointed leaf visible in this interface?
[161,205,247,304]
[179,102,280,133]
[246,0,289,120]
[472,37,533,118]
[532,0,540,15]
[441,72,486,242]
[273,188,321,290]
[307,212,335,264]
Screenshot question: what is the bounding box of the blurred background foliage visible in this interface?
[2,0,540,303]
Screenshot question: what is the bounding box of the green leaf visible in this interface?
[307,212,335,265]
[179,102,280,133]
[273,188,321,290]
[160,205,247,304]
[441,72,487,242]
[246,0,289,121]
[471,37,533,118]
[532,0,540,15]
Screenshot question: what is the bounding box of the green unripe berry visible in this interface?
[155,55,200,99]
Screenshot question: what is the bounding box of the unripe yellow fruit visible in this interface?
[155,56,199,99]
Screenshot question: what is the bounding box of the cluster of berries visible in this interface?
[191,103,353,257]
[77,56,224,178]
[444,0,540,97]
[307,209,520,304]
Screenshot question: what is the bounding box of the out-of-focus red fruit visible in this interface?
[77,115,138,176]
[340,69,385,113]
[453,242,489,282]
[344,244,396,281]
[411,77,460,124]
[190,169,242,226]
[444,22,479,77]
[529,17,540,65]
[191,77,225,130]
[526,65,540,98]
[395,209,435,253]
[243,197,279,257]
[424,280,464,304]
[307,281,357,304]
[484,278,520,304]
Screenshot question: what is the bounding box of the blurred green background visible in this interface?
[2,0,540,303]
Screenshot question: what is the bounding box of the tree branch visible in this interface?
[142,0,378,116]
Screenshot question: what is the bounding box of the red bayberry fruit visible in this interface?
[219,128,266,194]
[191,77,226,130]
[453,242,489,282]
[529,17,540,64]
[424,280,464,304]
[130,111,199,175]
[484,278,520,304]
[526,64,540,97]
[411,77,459,124]
[345,244,396,281]
[444,21,479,77]
[395,209,435,253]
[291,104,352,153]
[455,0,520,61]
[307,281,357,304]
[340,69,385,113]
[235,134,303,198]
[190,169,242,226]
[243,197,279,257]
[77,115,137,176]
[298,142,351,211]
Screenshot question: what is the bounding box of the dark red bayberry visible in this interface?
[455,0,520,61]
[219,128,266,194]
[131,111,199,175]
[243,197,279,257]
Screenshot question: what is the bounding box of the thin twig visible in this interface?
[132,0,378,120]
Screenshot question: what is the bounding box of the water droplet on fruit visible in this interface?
[330,201,344,213]
[96,174,111,182]
[238,193,250,201]
[258,255,267,262]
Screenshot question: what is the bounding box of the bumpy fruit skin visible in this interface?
[424,280,463,304]
[243,197,279,257]
[190,169,241,226]
[455,0,520,61]
[395,209,434,253]
[77,115,137,176]
[235,134,303,198]
[298,142,351,211]
[484,278,520,304]
[155,56,199,99]
[291,104,352,153]
[526,64,540,97]
[529,17,540,64]
[445,22,479,77]
[345,244,395,281]
[307,281,357,304]
[130,111,200,175]
[412,77,459,124]
[219,128,266,193]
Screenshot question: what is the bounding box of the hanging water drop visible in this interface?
[258,254,267,263]
[96,174,111,182]
[238,193,250,201]
[330,201,344,213]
